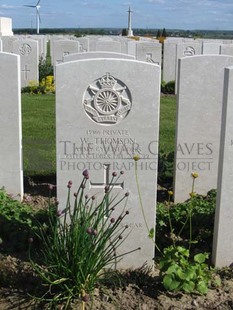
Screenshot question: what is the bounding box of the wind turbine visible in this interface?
[24,0,41,34]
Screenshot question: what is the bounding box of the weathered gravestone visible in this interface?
[53,40,80,65]
[63,51,135,62]
[0,52,23,199]
[174,55,233,203]
[95,39,121,53]
[220,44,233,56]
[202,42,221,55]
[13,39,39,87]
[175,42,202,92]
[136,42,162,65]
[212,66,233,267]
[163,42,177,83]
[56,59,160,269]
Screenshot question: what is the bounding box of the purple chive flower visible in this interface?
[112,171,117,177]
[74,192,78,197]
[119,235,123,240]
[67,180,72,188]
[92,195,96,200]
[120,171,124,175]
[110,218,115,224]
[86,227,92,235]
[125,192,130,197]
[125,225,129,229]
[83,169,89,179]
[104,185,110,193]
[125,210,129,215]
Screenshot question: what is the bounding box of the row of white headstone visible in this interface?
[3,35,233,87]
[1,51,233,268]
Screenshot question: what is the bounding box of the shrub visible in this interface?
[39,57,53,82]
[161,80,175,94]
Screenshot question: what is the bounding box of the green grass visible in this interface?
[22,94,176,177]
[159,95,176,154]
[22,94,56,176]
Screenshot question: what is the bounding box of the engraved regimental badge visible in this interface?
[83,72,132,125]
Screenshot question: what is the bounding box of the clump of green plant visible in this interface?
[158,173,213,294]
[0,188,54,252]
[29,169,134,309]
[159,245,211,294]
[161,80,175,94]
[0,189,34,251]
[133,157,214,295]
[156,189,216,251]
[158,151,174,188]
[39,56,53,81]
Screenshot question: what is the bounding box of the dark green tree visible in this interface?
[162,28,167,38]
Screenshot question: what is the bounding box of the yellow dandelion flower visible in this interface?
[133,155,140,161]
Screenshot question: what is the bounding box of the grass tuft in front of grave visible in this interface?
[29,170,134,309]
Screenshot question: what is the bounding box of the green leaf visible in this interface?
[182,281,195,293]
[163,274,180,291]
[148,228,155,239]
[51,278,68,285]
[196,280,209,295]
[194,253,208,264]
[176,268,186,280]
[166,264,179,274]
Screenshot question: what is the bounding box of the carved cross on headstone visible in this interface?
[90,164,124,216]
[90,163,124,191]
[22,65,30,80]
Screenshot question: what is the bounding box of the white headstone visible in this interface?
[136,42,162,65]
[95,40,121,53]
[163,42,177,82]
[212,66,233,267]
[56,59,160,269]
[2,36,18,53]
[13,39,39,87]
[220,44,233,56]
[202,43,221,55]
[63,51,135,62]
[0,17,13,36]
[174,55,233,202]
[0,52,23,198]
[53,40,80,65]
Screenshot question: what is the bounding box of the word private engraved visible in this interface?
[83,72,132,125]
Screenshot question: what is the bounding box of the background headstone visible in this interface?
[202,43,221,55]
[174,55,233,202]
[0,52,23,199]
[56,59,160,269]
[13,39,39,87]
[136,42,161,64]
[0,17,13,36]
[212,65,233,267]
[63,51,135,62]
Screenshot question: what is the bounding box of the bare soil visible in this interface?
[0,177,232,309]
